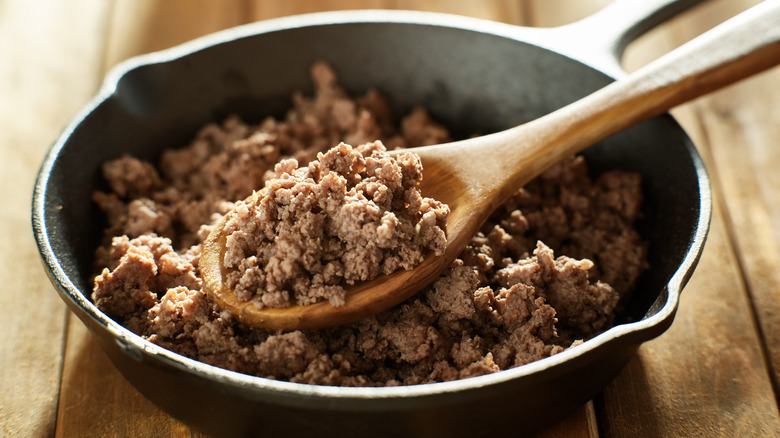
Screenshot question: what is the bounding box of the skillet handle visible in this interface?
[528,0,710,78]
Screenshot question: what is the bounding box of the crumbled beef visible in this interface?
[91,62,647,386]
[221,141,448,308]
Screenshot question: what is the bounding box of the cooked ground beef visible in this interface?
[91,62,647,386]
[220,141,448,309]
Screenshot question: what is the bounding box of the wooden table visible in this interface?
[3,0,780,436]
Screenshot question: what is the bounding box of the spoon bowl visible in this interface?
[201,0,780,331]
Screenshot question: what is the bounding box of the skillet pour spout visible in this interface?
[32,0,722,436]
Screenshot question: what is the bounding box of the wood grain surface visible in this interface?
[3,0,780,436]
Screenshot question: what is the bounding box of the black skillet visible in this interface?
[33,0,712,436]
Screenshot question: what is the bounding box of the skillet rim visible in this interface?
[31,9,712,406]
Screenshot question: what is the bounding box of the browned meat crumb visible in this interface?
[91,61,647,386]
[221,141,448,308]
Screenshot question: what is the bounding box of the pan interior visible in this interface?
[40,19,702,351]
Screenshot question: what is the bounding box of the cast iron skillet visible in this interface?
[33,0,712,436]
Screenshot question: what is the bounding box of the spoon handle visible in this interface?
[517,0,780,193]
[424,0,780,207]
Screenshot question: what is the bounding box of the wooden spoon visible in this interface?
[201,0,780,331]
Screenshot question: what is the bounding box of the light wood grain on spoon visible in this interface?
[201,0,780,331]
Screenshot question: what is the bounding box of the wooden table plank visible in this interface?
[596,0,780,435]
[0,0,112,435]
[597,202,780,436]
[703,70,780,392]
[103,0,254,72]
[57,318,203,437]
[680,0,780,398]
[249,0,525,23]
[525,0,609,26]
[8,0,780,436]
